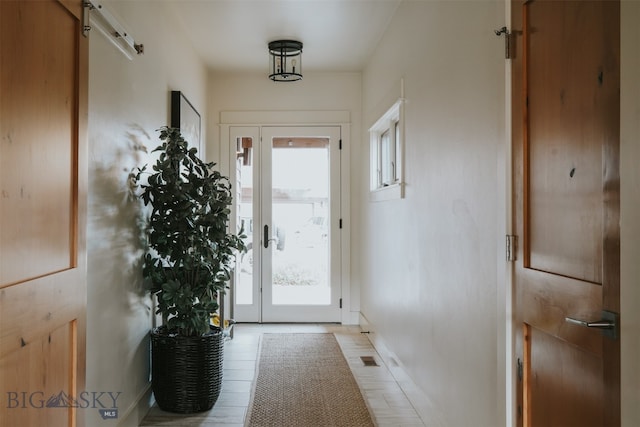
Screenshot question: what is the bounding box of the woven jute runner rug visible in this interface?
[245,333,375,427]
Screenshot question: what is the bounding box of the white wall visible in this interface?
[358,2,506,426]
[620,1,640,425]
[207,71,361,164]
[86,1,208,426]
[357,1,639,427]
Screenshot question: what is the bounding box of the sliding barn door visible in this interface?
[0,1,88,426]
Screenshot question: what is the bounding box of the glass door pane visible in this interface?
[261,126,341,323]
[236,136,254,305]
[271,138,330,305]
[230,127,260,322]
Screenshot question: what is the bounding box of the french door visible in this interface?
[230,126,342,323]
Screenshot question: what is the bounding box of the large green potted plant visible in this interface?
[134,127,246,413]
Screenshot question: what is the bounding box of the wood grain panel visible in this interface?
[519,270,603,356]
[0,271,84,359]
[0,323,75,427]
[1,0,77,287]
[527,326,603,427]
[525,0,616,283]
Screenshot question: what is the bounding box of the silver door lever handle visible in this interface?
[564,310,618,340]
[565,317,614,329]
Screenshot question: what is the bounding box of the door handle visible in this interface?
[264,224,269,248]
[263,224,276,248]
[565,318,614,328]
[565,310,618,339]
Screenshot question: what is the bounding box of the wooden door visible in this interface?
[512,1,620,426]
[0,1,88,426]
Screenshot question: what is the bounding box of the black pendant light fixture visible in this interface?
[268,40,303,82]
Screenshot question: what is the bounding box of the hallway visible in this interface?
[140,324,426,426]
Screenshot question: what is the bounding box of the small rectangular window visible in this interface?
[369,100,404,201]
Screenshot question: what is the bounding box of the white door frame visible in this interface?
[219,111,353,325]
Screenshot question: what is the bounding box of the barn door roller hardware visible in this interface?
[83,1,144,59]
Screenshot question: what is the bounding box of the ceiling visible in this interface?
[165,0,402,74]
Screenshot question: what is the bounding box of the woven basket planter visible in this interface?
[151,326,224,413]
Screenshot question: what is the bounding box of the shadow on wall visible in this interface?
[88,123,153,313]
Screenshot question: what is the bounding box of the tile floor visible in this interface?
[140,324,426,426]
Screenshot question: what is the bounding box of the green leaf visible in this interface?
[134,126,244,337]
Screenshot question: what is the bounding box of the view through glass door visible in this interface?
[232,126,341,322]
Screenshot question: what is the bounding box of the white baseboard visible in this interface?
[358,312,446,427]
[117,384,153,427]
[343,310,360,325]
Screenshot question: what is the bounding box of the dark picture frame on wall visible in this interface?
[171,90,201,152]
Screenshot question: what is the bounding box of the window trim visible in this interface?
[369,99,404,201]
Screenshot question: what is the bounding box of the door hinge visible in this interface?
[516,358,523,382]
[339,298,342,309]
[506,235,517,261]
[494,26,511,59]
[339,139,342,150]
[339,218,343,229]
